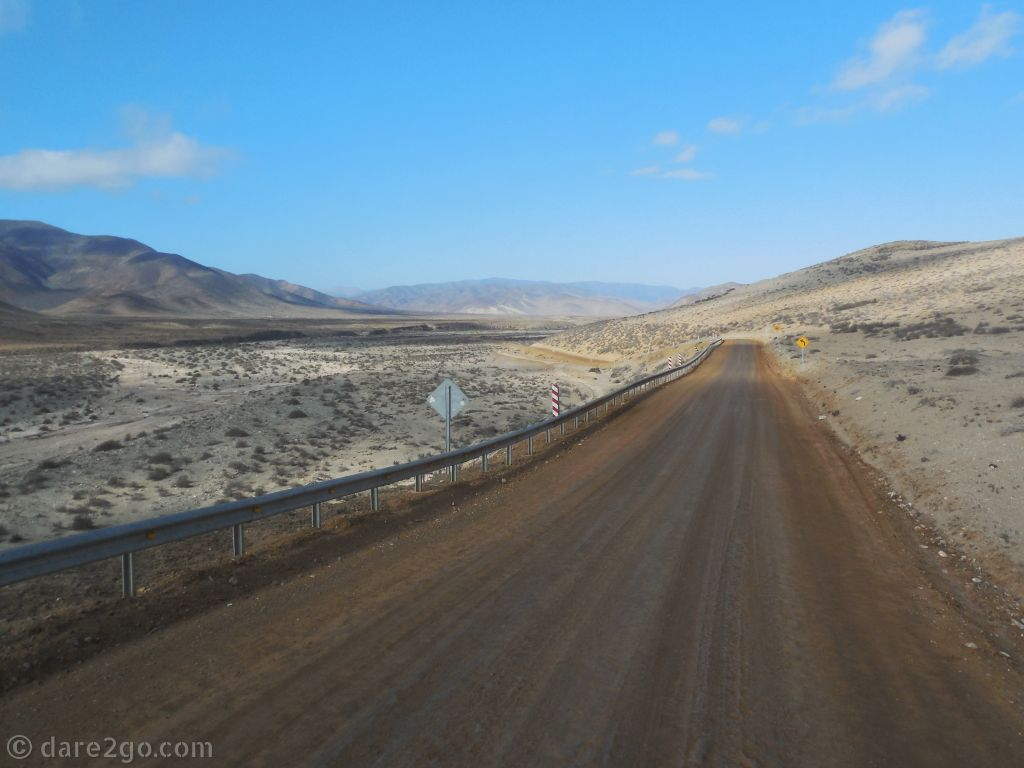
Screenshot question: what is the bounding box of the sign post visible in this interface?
[427,378,469,481]
[795,335,809,365]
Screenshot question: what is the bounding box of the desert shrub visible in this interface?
[70,514,97,530]
[946,349,980,376]
[35,458,70,472]
[895,317,968,341]
[174,474,194,488]
[148,451,176,465]
[225,427,250,438]
[148,467,171,481]
[1011,396,1024,409]
[93,440,123,452]
[287,409,308,419]
[831,299,878,312]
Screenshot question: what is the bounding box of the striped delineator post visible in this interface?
[550,383,560,418]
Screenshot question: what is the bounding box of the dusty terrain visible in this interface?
[543,238,1024,588]
[3,342,1021,767]
[0,327,639,549]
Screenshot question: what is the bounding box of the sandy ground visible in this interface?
[0,330,639,549]
[542,238,1024,589]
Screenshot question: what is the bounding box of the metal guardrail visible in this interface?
[0,340,722,597]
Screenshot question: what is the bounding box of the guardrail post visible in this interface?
[121,552,135,598]
[574,416,579,429]
[560,422,565,436]
[232,524,245,558]
[452,463,460,482]
[311,502,322,528]
[371,487,380,511]
[415,474,423,491]
[482,452,489,472]
[528,435,534,454]
[506,444,513,465]
[545,428,551,443]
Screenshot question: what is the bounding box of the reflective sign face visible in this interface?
[427,378,469,419]
[795,336,809,348]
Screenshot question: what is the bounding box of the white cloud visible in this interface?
[0,132,226,190]
[0,0,29,34]
[673,144,698,163]
[651,130,679,146]
[795,104,860,124]
[707,117,742,134]
[629,165,712,181]
[937,6,1020,69]
[833,10,928,90]
[661,168,712,181]
[871,83,930,111]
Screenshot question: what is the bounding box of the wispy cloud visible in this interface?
[0,110,227,191]
[937,6,1020,68]
[651,130,679,146]
[662,168,712,181]
[832,9,928,90]
[707,117,742,134]
[629,166,711,181]
[871,83,930,111]
[0,0,29,34]
[673,144,698,163]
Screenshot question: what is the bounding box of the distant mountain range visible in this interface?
[0,220,699,319]
[350,278,697,317]
[0,220,383,317]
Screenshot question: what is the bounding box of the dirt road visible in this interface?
[4,341,1022,766]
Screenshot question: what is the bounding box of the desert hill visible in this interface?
[546,238,1024,358]
[543,237,1024,584]
[0,220,385,318]
[354,278,694,317]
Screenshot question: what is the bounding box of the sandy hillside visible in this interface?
[542,238,1024,584]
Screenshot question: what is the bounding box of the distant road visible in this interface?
[4,342,1021,766]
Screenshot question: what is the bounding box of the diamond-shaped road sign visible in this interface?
[427,378,469,420]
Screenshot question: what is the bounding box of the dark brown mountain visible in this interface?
[0,220,385,317]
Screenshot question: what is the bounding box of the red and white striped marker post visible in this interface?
[550,383,560,418]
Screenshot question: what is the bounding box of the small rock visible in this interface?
[938,551,948,558]
[964,642,978,649]
[896,434,907,442]
[228,576,238,586]
[971,577,982,583]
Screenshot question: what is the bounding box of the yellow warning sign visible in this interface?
[795,336,809,348]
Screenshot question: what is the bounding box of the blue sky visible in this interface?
[0,1,1021,291]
